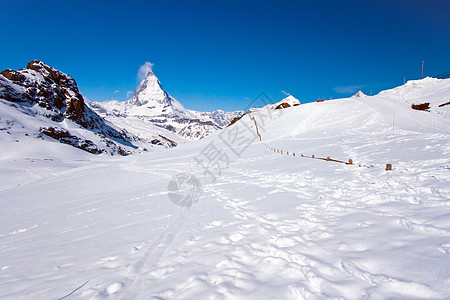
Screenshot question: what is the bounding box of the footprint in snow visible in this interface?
[188,235,201,242]
[439,243,450,254]
[96,256,120,269]
[103,282,123,296]
[54,263,73,270]
[229,233,245,243]
[204,220,223,228]
[130,243,146,254]
[357,221,370,227]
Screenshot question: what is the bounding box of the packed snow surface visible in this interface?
[1,78,450,299]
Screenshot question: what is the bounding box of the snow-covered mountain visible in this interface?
[88,70,243,142]
[228,95,301,127]
[127,69,196,119]
[272,95,301,109]
[351,90,367,98]
[249,94,301,112]
[0,60,141,155]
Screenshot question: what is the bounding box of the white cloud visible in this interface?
[126,90,134,98]
[282,90,290,96]
[113,90,120,94]
[334,85,365,94]
[137,61,154,82]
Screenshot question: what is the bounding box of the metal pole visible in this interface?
[421,60,424,79]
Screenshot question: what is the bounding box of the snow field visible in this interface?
[0,78,449,299]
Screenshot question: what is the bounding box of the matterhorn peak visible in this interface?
[351,90,367,98]
[127,70,168,107]
[124,69,197,119]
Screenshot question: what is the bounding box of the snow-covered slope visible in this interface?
[378,77,450,118]
[1,78,450,299]
[89,71,243,142]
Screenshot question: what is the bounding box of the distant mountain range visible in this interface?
[0,61,244,155]
[87,68,243,143]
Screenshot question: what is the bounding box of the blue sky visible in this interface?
[1,0,449,111]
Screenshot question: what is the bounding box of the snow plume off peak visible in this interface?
[137,61,154,82]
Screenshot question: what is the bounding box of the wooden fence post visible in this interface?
[348,159,353,165]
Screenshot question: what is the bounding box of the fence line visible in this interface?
[435,71,450,79]
[247,112,392,171]
[248,113,262,141]
[264,143,392,171]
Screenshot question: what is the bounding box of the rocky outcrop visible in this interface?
[438,101,450,108]
[255,95,301,111]
[40,127,103,154]
[275,102,291,109]
[0,60,137,155]
[27,60,85,119]
[0,60,86,120]
[227,112,249,127]
[411,102,430,111]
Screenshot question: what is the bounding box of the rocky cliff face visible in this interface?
[0,60,138,155]
[1,60,85,120]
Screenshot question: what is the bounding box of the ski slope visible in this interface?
[1,78,449,299]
